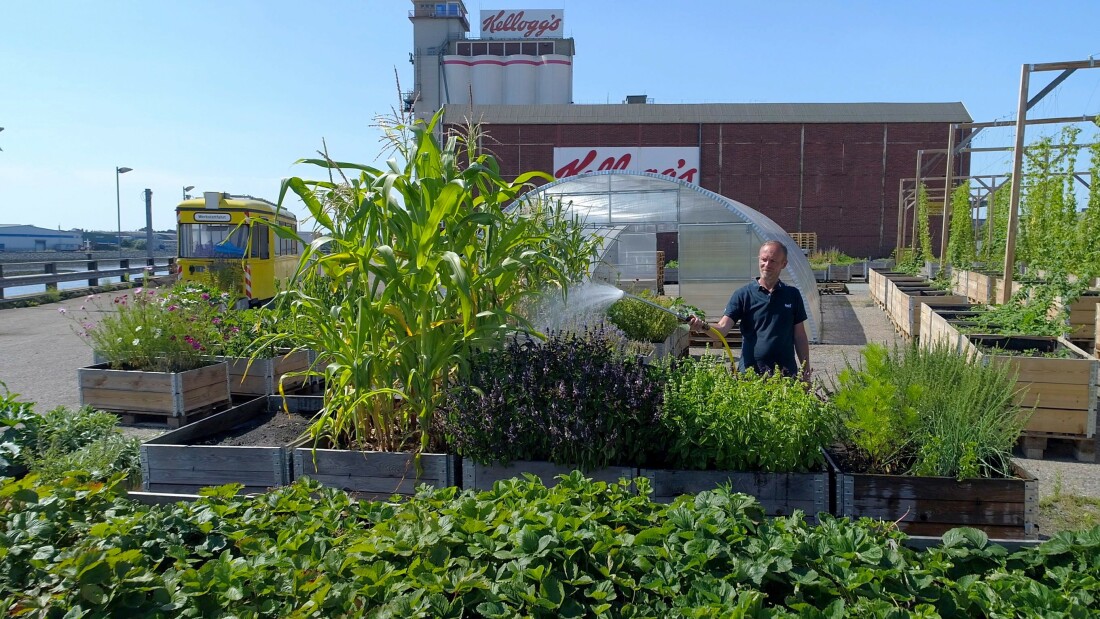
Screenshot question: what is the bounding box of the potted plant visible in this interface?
[637,356,837,519]
[828,343,1038,539]
[255,111,599,498]
[214,308,312,397]
[605,291,690,360]
[438,329,662,489]
[71,285,231,426]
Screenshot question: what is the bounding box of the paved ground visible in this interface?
[2,282,1096,502]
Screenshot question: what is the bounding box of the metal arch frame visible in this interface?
[513,170,822,343]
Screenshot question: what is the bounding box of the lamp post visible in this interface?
[183,185,194,201]
[115,166,133,259]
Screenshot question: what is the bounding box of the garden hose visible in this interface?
[620,292,737,369]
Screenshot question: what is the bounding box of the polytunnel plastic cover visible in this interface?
[514,171,822,343]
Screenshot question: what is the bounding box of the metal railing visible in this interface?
[0,257,176,299]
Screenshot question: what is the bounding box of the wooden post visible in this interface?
[44,263,57,291]
[896,179,905,258]
[914,152,923,257]
[1001,64,1031,304]
[939,125,957,266]
[87,260,99,287]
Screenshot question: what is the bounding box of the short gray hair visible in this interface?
[760,240,788,260]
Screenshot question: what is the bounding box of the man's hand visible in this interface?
[800,364,813,384]
[688,315,707,333]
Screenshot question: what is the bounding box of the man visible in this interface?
[688,240,811,381]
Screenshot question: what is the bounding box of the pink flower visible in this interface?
[167,305,179,312]
[58,308,67,314]
[201,293,210,301]
[135,287,143,294]
[212,317,222,325]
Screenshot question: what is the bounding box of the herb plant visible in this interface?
[832,343,1027,479]
[605,290,680,342]
[437,329,664,470]
[660,356,839,473]
[0,384,36,477]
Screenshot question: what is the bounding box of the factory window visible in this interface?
[538,41,555,55]
[522,42,538,55]
[487,42,504,55]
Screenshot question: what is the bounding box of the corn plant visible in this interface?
[261,111,598,454]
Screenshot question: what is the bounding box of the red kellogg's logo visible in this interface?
[554,148,698,183]
[481,10,562,38]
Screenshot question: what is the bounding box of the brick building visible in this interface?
[443,102,971,258]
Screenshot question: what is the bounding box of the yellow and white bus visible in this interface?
[176,192,299,305]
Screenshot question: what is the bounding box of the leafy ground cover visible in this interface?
[2,474,1098,617]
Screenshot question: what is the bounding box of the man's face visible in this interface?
[758,245,787,280]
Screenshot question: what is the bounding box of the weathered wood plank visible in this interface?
[851,498,1027,525]
[80,366,174,390]
[146,468,279,486]
[146,483,269,496]
[179,362,230,390]
[900,522,1031,539]
[296,449,450,480]
[143,446,280,472]
[462,459,633,490]
[299,473,428,495]
[182,381,232,409]
[1015,383,1091,409]
[1024,409,1090,435]
[80,387,175,413]
[143,396,271,445]
[850,476,1027,503]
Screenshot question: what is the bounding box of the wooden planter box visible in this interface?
[919,304,982,352]
[868,269,926,310]
[952,269,1026,305]
[1049,292,1100,340]
[293,445,457,500]
[963,334,1098,439]
[219,349,312,396]
[636,468,830,521]
[827,264,851,282]
[849,261,868,280]
[462,458,634,491]
[811,268,827,283]
[78,360,230,426]
[140,394,321,495]
[825,450,1038,540]
[645,325,690,361]
[886,281,968,341]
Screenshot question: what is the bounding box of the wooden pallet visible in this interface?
[688,325,742,349]
[1019,433,1097,463]
[789,232,818,254]
[818,283,849,295]
[116,400,229,429]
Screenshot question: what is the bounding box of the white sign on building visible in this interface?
[553,147,700,183]
[480,9,564,39]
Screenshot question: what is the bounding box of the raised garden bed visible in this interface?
[950,269,1027,305]
[825,449,1038,540]
[462,459,634,491]
[636,467,829,521]
[645,324,690,362]
[218,349,311,396]
[78,360,230,427]
[868,269,926,310]
[885,280,968,341]
[919,303,983,352]
[1049,291,1100,340]
[963,334,1097,439]
[293,443,457,501]
[140,394,320,495]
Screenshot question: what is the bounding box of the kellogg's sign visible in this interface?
[480,9,564,39]
[553,147,700,184]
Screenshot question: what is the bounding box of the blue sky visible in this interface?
[2,1,1099,232]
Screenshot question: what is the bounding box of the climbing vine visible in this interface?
[916,183,934,262]
[945,182,974,268]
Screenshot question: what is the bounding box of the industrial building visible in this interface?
[0,225,83,252]
[408,1,971,258]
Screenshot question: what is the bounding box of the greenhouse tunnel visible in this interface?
[514,171,822,343]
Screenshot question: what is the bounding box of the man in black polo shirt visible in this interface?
[688,240,811,381]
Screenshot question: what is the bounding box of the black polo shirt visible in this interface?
[723,278,808,375]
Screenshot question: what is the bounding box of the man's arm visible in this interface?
[793,321,811,381]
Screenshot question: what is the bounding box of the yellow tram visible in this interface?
[176,192,300,305]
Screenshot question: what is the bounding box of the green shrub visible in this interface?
[606,291,679,342]
[660,356,839,472]
[833,343,1027,479]
[22,406,140,484]
[0,385,37,477]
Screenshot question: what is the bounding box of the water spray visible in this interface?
[620,292,737,369]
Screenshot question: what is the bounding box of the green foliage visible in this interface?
[916,183,934,262]
[979,181,1011,264]
[3,474,1100,617]
[70,284,228,372]
[660,356,839,472]
[261,111,599,453]
[0,384,37,477]
[832,343,1026,479]
[605,291,679,342]
[945,182,975,268]
[1018,127,1081,274]
[439,330,665,470]
[807,248,862,270]
[23,407,141,484]
[967,275,1088,337]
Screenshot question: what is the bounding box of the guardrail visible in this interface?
[0,257,176,299]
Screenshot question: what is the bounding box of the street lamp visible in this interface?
[183,185,195,200]
[115,166,133,259]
